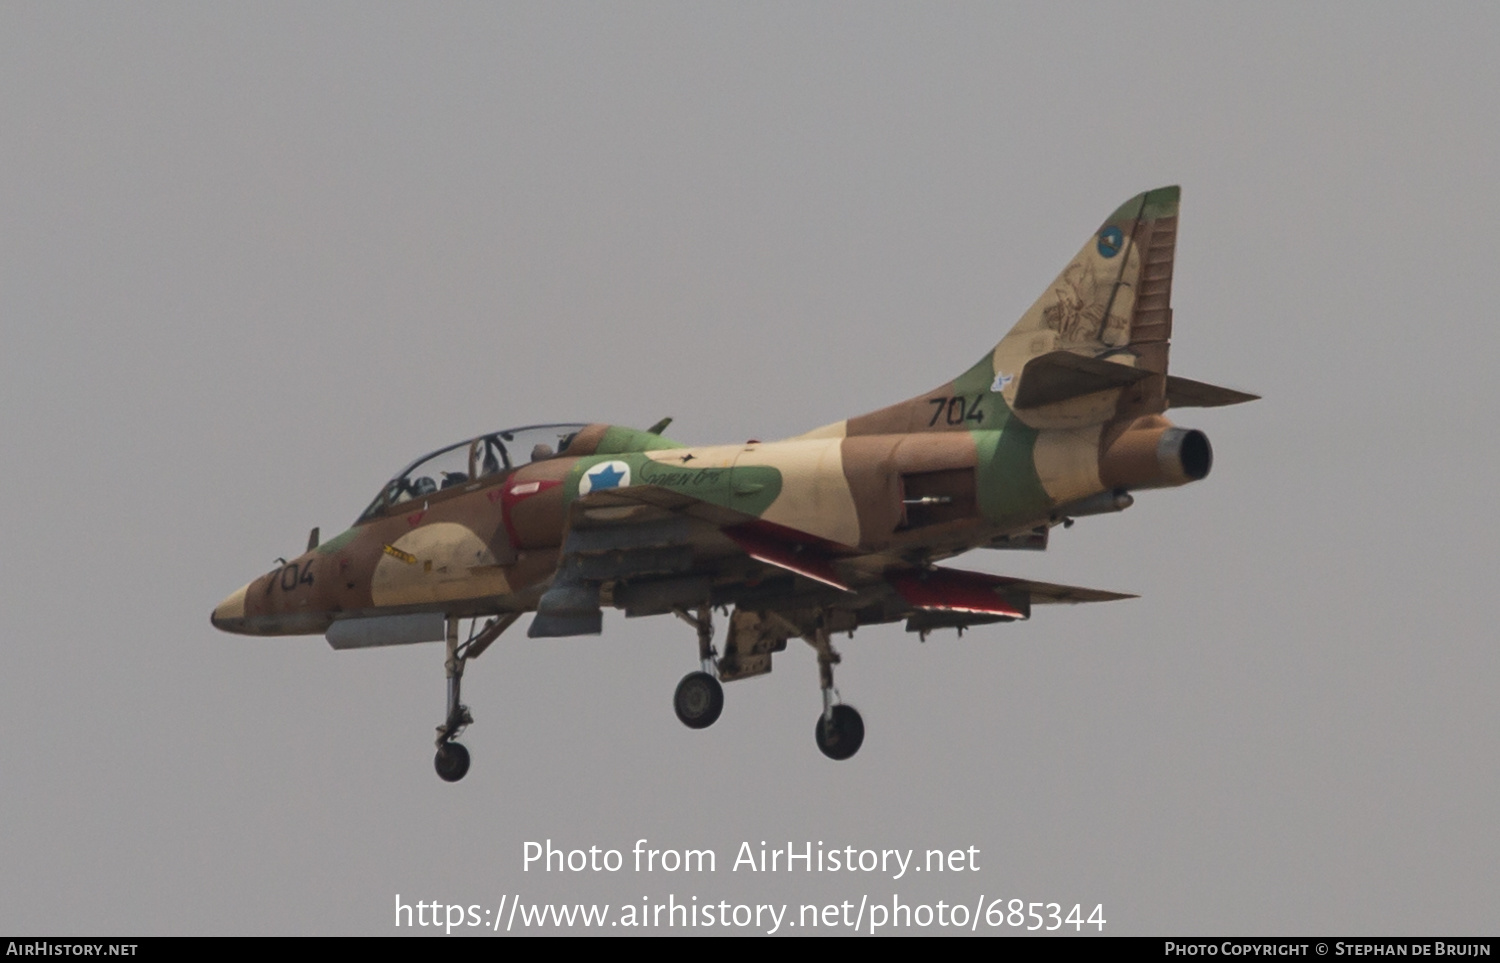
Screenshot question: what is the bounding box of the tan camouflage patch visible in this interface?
[371,522,511,607]
[213,582,248,622]
[735,438,861,547]
[1033,425,1105,505]
[793,420,849,440]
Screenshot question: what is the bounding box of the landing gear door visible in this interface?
[718,608,790,682]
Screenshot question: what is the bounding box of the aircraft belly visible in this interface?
[325,612,447,650]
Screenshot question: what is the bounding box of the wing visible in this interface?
[529,484,1133,672]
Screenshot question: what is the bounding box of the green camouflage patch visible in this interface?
[594,425,687,455]
[976,423,1049,522]
[565,454,783,517]
[315,527,361,554]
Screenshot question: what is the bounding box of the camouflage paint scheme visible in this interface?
[211,187,1254,770]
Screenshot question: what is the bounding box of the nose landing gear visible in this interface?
[434,741,471,782]
[432,613,517,783]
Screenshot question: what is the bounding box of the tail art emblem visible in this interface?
[1096,225,1123,258]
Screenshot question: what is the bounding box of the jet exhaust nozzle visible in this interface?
[1100,420,1212,490]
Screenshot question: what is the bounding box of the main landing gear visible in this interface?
[667,604,865,760]
[671,604,723,729]
[674,671,723,729]
[810,621,863,761]
[433,613,516,783]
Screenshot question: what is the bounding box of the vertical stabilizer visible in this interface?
[993,186,1179,427]
[799,187,1182,439]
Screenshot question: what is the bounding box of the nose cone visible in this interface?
[210,583,250,633]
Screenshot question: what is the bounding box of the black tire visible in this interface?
[815,704,865,760]
[673,672,724,729]
[434,742,471,782]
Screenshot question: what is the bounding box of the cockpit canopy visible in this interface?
[357,423,587,523]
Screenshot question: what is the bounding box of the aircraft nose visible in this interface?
[210,583,250,632]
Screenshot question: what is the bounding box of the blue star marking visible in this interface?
[587,463,626,490]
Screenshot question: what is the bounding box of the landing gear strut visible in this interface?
[432,613,516,783]
[672,604,723,729]
[810,620,863,760]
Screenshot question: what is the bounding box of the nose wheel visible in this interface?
[430,613,517,783]
[434,741,471,782]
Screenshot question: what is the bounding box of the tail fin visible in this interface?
[995,185,1181,426]
[804,186,1184,438]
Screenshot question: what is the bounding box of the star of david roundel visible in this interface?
[578,460,632,495]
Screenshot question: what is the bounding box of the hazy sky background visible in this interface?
[2,3,1497,935]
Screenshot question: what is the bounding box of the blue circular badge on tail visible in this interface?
[1097,226,1123,258]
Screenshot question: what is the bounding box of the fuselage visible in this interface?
[210,414,1207,638]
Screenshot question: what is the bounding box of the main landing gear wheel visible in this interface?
[815,704,865,761]
[434,742,471,782]
[674,671,724,729]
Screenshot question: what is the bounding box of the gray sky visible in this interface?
[2,3,1496,935]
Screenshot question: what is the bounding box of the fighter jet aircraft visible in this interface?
[212,186,1255,781]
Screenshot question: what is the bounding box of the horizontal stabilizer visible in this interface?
[1165,375,1260,408]
[1014,351,1151,409]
